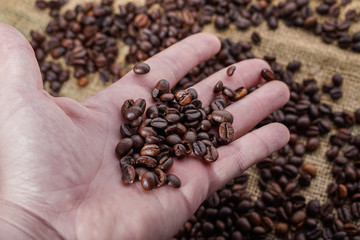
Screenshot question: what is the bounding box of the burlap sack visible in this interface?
[0,0,359,235]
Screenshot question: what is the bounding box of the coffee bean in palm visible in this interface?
[261,68,275,81]
[167,174,181,188]
[211,110,234,124]
[222,87,235,99]
[227,66,236,76]
[213,81,224,93]
[193,141,207,157]
[203,146,219,162]
[219,122,234,143]
[233,87,247,101]
[115,138,133,157]
[150,117,168,129]
[133,62,150,75]
[141,171,156,190]
[122,164,136,184]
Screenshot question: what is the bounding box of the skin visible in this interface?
[0,22,290,240]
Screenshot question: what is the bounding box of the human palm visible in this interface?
[0,23,289,240]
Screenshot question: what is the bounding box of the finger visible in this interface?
[171,122,289,215]
[0,23,42,91]
[227,80,290,138]
[192,59,270,107]
[84,33,220,113]
[207,122,290,193]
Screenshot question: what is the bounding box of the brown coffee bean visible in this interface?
[157,157,173,173]
[133,62,150,75]
[203,146,219,162]
[115,138,133,157]
[141,171,156,190]
[219,122,234,144]
[167,174,181,188]
[136,156,157,168]
[275,222,289,235]
[122,164,136,184]
[261,68,274,81]
[193,141,207,157]
[233,87,247,101]
[213,81,224,93]
[302,162,317,177]
[227,66,236,76]
[150,117,168,129]
[211,110,234,124]
[175,90,192,105]
[140,144,160,157]
[291,210,306,225]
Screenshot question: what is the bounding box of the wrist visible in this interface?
[0,200,65,239]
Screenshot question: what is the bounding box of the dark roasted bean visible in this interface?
[133,62,150,75]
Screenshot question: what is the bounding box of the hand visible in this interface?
[0,22,289,240]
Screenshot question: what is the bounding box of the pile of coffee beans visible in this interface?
[30,0,359,95]
[115,78,250,190]
[28,0,360,238]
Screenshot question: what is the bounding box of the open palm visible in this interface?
[0,23,289,240]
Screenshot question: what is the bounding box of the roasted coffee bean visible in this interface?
[122,164,136,184]
[291,210,306,225]
[203,146,219,162]
[219,122,234,144]
[302,162,317,177]
[233,87,247,101]
[175,90,192,105]
[133,62,150,75]
[211,110,234,124]
[261,68,275,81]
[222,87,235,99]
[141,171,156,190]
[213,81,224,93]
[307,200,320,217]
[140,144,160,157]
[115,138,133,157]
[157,157,173,173]
[125,106,143,121]
[251,31,261,45]
[227,66,236,76]
[193,141,207,157]
[306,137,320,152]
[120,123,134,138]
[167,174,181,188]
[136,156,157,168]
[150,117,168,129]
[332,74,343,86]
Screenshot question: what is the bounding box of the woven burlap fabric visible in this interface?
[1,0,360,234]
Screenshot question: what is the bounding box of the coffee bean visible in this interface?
[302,162,317,177]
[219,122,234,144]
[213,81,224,93]
[222,87,235,99]
[211,110,234,124]
[275,222,289,235]
[203,146,219,162]
[140,144,160,157]
[233,87,247,101]
[167,174,181,188]
[133,62,150,75]
[291,210,306,225]
[136,156,157,168]
[251,31,261,45]
[261,68,275,81]
[193,141,207,157]
[150,117,168,129]
[122,164,136,184]
[141,171,156,190]
[115,138,133,157]
[307,200,320,217]
[227,66,236,76]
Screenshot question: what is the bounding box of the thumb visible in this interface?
[0,22,43,94]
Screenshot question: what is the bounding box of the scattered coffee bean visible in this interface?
[133,62,150,75]
[261,69,275,81]
[226,66,236,77]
